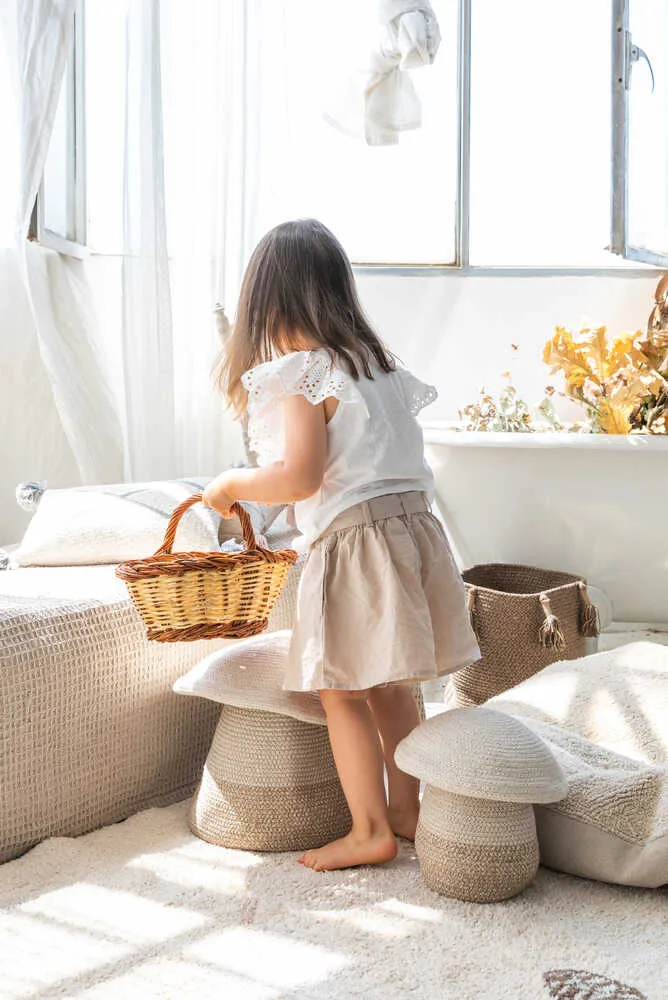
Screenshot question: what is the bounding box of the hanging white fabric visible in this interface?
[0,0,124,507]
[118,0,253,480]
[324,0,441,146]
[120,0,175,481]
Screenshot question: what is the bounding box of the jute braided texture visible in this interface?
[190,705,352,851]
[448,564,592,707]
[416,787,540,903]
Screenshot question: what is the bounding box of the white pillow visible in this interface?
[489,641,668,888]
[15,478,223,566]
[173,630,326,726]
[525,718,667,889]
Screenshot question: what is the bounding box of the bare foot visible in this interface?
[298,830,398,872]
[388,805,419,842]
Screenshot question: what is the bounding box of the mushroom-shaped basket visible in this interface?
[395,707,567,902]
[174,630,351,851]
[116,494,298,642]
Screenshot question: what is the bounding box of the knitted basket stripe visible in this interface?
[416,823,539,902]
[204,706,340,788]
[418,786,537,846]
[190,773,351,852]
[190,705,352,851]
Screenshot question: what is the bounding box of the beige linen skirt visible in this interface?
[284,491,481,692]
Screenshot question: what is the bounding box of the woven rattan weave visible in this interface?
[116,494,297,642]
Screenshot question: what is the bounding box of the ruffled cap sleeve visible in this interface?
[396,367,438,415]
[241,350,364,465]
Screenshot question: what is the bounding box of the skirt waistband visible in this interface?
[320,491,431,538]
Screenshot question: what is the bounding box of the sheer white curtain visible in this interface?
[0,0,124,498]
[119,0,256,480]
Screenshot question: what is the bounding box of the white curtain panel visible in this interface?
[119,0,253,481]
[121,0,175,480]
[4,0,75,237]
[0,0,124,491]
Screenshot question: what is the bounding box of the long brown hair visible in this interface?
[213,219,396,415]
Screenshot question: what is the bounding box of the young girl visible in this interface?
[203,219,480,872]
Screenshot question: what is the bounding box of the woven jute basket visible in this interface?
[447,564,599,707]
[416,786,539,903]
[116,493,297,642]
[190,705,352,852]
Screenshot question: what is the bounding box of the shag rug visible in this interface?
[0,802,666,1000]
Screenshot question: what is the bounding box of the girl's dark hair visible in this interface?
[213,218,396,415]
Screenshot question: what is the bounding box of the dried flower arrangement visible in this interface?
[459,375,564,432]
[460,275,668,434]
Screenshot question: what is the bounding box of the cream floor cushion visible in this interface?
[489,642,668,888]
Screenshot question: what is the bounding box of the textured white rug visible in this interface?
[1,802,666,1000]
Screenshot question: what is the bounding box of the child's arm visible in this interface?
[202,393,328,516]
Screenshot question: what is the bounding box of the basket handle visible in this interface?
[156,492,261,555]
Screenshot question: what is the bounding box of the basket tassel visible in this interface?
[538,593,566,652]
[577,581,600,638]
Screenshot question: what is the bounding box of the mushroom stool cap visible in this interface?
[395,707,567,804]
[173,630,326,726]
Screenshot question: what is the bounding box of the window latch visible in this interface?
[625,31,655,92]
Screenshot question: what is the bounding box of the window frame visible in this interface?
[31,0,665,273]
[610,0,668,267]
[28,0,88,259]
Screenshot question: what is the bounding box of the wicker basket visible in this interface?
[447,564,599,707]
[115,493,297,642]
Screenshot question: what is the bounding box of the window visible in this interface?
[246,0,460,265]
[33,0,668,269]
[29,0,87,258]
[468,0,614,267]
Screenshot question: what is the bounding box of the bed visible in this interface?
[0,554,300,863]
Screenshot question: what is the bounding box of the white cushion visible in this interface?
[173,630,326,726]
[16,479,293,568]
[15,478,223,566]
[489,642,668,888]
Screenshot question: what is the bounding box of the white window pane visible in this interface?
[84,0,128,254]
[469,0,622,267]
[252,0,458,264]
[628,0,668,255]
[43,68,72,239]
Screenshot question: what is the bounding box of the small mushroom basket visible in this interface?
[116,493,298,642]
[395,707,568,903]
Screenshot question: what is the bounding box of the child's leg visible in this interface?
[367,683,421,841]
[299,688,397,872]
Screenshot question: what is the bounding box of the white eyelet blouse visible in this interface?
[241,348,438,545]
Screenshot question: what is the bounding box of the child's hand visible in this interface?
[202,475,237,518]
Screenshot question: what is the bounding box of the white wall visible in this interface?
[1,262,660,545]
[356,271,660,423]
